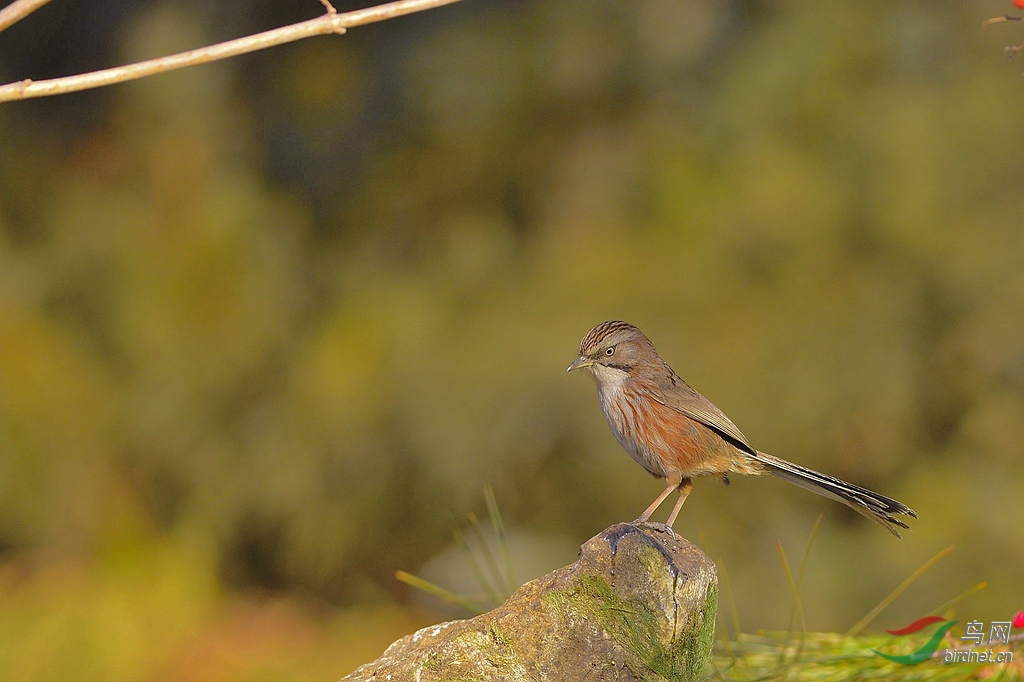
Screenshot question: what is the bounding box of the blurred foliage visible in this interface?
[1,0,1024,678]
[0,480,425,680]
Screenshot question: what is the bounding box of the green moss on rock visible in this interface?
[343,523,717,682]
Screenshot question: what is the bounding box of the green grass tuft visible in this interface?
[706,520,1021,682]
[707,629,1022,682]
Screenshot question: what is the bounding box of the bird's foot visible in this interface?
[632,519,676,537]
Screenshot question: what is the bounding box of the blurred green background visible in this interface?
[1,0,1023,678]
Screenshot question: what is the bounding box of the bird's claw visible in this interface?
[632,519,676,538]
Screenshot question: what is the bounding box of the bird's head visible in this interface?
[567,321,657,379]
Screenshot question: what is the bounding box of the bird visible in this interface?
[567,321,916,536]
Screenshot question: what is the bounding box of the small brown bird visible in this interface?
[568,321,916,536]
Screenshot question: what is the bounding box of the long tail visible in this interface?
[752,451,917,537]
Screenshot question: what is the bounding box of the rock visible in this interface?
[342,523,718,682]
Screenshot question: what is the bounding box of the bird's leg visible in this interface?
[635,481,678,524]
[665,478,693,528]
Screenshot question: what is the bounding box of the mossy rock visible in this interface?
[342,523,718,682]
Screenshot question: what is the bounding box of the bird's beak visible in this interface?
[567,356,593,372]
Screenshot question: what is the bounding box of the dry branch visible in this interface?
[0,0,52,34]
[0,0,466,103]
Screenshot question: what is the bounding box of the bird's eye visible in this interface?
[605,346,615,356]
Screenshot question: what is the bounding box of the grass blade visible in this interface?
[484,485,516,596]
[718,561,744,662]
[451,520,504,606]
[846,545,955,636]
[775,539,807,669]
[466,512,508,603]
[786,514,823,636]
[395,570,485,615]
[795,514,824,587]
[927,581,987,618]
[777,540,806,635]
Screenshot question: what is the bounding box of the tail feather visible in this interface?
[752,451,917,538]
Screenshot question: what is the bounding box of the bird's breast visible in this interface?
[597,378,669,478]
[598,378,737,479]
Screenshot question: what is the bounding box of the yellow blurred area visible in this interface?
[0,487,424,681]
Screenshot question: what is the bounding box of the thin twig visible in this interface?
[982,15,1023,29]
[0,0,51,34]
[0,0,466,104]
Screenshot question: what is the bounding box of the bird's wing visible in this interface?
[648,371,757,455]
